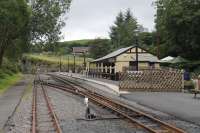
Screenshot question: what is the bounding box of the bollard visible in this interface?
[84,97,88,107]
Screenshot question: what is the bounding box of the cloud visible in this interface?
[61,0,156,41]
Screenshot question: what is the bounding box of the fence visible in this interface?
[88,67,120,80]
[191,72,200,79]
[119,68,184,92]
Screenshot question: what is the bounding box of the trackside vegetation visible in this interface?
[0,58,22,94]
[0,73,22,94]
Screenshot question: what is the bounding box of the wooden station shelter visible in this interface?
[87,45,160,80]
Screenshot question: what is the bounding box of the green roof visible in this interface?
[170,56,189,64]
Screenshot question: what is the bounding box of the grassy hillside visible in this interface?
[61,39,94,45]
[58,38,110,49]
[24,53,93,66]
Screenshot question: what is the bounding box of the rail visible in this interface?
[31,74,62,133]
[43,74,186,133]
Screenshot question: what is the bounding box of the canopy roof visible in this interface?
[91,45,159,63]
[170,56,189,64]
[160,56,175,63]
[92,46,133,62]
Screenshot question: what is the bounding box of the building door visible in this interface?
[129,61,137,71]
[149,62,155,69]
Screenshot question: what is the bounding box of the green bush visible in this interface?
[1,58,19,73]
[0,69,7,78]
[0,58,20,78]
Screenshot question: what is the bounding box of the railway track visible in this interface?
[31,75,62,133]
[44,74,186,133]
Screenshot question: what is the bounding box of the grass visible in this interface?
[0,73,22,94]
[24,53,93,65]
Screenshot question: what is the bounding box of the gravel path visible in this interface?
[4,80,32,132]
[0,75,33,131]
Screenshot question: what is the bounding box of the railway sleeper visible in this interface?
[48,75,186,133]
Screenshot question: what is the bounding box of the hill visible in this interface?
[24,53,92,64]
[59,38,110,47]
[60,39,94,45]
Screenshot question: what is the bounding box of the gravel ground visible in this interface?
[3,74,146,133]
[4,73,200,133]
[57,75,200,133]
[37,85,56,133]
[46,86,145,133]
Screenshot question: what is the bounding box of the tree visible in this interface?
[109,11,125,49]
[155,0,200,60]
[123,9,138,47]
[30,0,71,44]
[0,0,72,66]
[109,9,138,49]
[138,32,156,46]
[5,38,31,61]
[0,0,30,66]
[89,39,111,59]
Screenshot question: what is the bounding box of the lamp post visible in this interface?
[59,55,62,72]
[67,56,69,72]
[135,31,139,71]
[157,33,160,59]
[83,52,86,70]
[73,53,76,73]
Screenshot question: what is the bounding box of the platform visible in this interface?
[122,92,200,125]
[58,72,121,94]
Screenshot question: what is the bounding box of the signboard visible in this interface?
[72,47,90,54]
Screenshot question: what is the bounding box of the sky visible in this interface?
[61,0,156,41]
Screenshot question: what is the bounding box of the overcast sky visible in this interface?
[61,0,156,41]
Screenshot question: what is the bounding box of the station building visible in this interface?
[87,45,160,78]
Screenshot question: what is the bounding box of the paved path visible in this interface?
[0,75,32,130]
[122,92,200,125]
